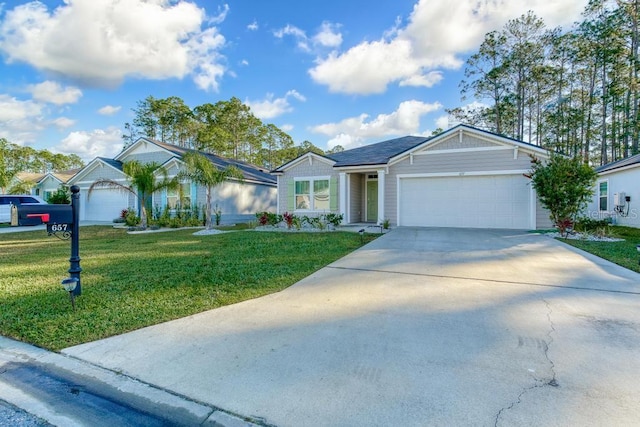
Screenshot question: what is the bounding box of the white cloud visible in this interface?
[311,100,442,149]
[280,124,294,132]
[0,94,45,143]
[52,117,76,129]
[208,4,229,25]
[28,81,82,105]
[275,21,343,53]
[98,105,121,116]
[274,24,310,52]
[312,22,342,48]
[247,20,258,31]
[56,127,123,161]
[246,90,306,120]
[0,0,228,91]
[309,0,588,95]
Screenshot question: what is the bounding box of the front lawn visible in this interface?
[558,225,640,273]
[0,226,378,351]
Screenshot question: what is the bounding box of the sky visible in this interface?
[0,0,590,163]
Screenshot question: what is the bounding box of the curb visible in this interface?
[0,337,259,427]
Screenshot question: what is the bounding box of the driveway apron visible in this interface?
[63,228,640,426]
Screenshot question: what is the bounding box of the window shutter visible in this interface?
[191,182,197,206]
[287,180,295,211]
[161,190,167,208]
[329,176,338,211]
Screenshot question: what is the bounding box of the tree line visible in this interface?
[123,95,343,171]
[449,0,640,166]
[0,138,84,193]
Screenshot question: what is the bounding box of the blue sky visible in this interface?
[0,0,589,163]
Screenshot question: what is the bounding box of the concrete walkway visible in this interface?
[63,228,640,426]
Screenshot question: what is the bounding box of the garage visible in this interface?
[399,174,532,229]
[82,188,130,222]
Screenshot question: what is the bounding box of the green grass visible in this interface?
[557,225,640,273]
[0,226,378,351]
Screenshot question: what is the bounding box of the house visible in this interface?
[68,137,277,223]
[272,125,553,230]
[585,153,640,228]
[14,169,80,201]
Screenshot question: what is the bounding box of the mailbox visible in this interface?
[11,204,73,231]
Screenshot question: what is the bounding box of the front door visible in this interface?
[366,180,378,222]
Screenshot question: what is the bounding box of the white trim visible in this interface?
[273,152,335,173]
[339,173,347,223]
[333,164,386,172]
[597,179,609,212]
[597,163,640,176]
[276,175,281,214]
[293,175,331,212]
[115,137,174,161]
[530,186,537,229]
[377,169,385,224]
[396,169,528,179]
[413,146,510,156]
[396,170,532,228]
[68,158,125,185]
[388,126,549,166]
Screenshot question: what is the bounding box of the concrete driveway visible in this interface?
[63,228,640,426]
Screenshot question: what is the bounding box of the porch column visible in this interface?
[377,169,385,224]
[339,172,347,224]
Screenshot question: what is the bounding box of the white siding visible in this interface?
[586,168,640,228]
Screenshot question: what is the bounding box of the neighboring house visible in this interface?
[14,169,79,201]
[585,153,640,228]
[68,137,277,223]
[272,125,553,230]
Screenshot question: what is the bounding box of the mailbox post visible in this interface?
[69,186,81,296]
[11,185,82,297]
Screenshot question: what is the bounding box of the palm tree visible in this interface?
[89,160,179,229]
[178,152,243,230]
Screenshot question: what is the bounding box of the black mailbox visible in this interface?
[11,204,73,230]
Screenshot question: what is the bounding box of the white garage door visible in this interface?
[399,175,531,229]
[83,189,130,222]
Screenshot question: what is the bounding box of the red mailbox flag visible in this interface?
[26,213,50,223]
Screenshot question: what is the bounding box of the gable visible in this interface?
[272,152,335,174]
[69,158,125,185]
[424,133,497,151]
[390,126,549,166]
[38,175,62,188]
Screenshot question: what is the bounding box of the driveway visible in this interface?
[63,228,640,426]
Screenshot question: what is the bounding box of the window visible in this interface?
[599,181,608,211]
[295,180,310,209]
[295,178,330,211]
[167,183,192,209]
[314,180,329,210]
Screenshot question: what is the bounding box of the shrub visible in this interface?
[283,212,295,229]
[527,154,597,237]
[47,186,71,204]
[574,217,612,233]
[124,208,140,226]
[256,211,281,226]
[325,213,343,227]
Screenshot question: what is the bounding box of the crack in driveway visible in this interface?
[494,299,558,427]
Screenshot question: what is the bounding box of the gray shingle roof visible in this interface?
[97,157,123,171]
[326,136,430,167]
[596,153,640,173]
[148,139,276,185]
